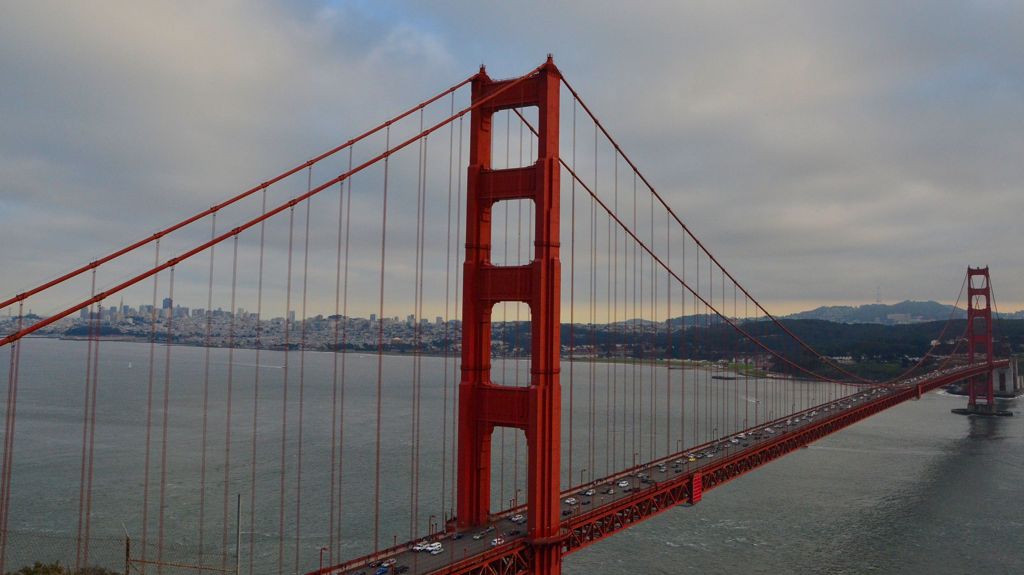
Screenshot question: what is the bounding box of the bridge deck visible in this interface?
[318,362,1004,575]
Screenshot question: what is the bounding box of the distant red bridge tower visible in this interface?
[965,266,996,413]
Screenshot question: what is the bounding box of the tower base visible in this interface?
[951,406,1013,417]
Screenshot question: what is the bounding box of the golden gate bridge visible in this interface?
[0,57,1011,575]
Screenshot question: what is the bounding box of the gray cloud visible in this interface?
[2,0,1023,319]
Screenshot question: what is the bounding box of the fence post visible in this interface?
[124,535,131,575]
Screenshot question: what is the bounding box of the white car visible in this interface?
[490,537,505,547]
[617,480,630,488]
[429,546,444,555]
[425,542,442,552]
[412,541,431,552]
[563,497,577,505]
[582,489,595,496]
[510,513,525,524]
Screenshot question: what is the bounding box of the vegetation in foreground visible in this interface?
[4,562,120,575]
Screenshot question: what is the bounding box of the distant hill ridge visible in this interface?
[591,301,1022,328]
[783,300,1024,325]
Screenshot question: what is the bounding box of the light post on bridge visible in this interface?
[579,467,587,489]
[318,546,328,574]
[631,452,640,491]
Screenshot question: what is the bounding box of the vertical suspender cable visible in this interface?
[82,295,103,567]
[649,177,656,458]
[626,170,634,466]
[605,157,614,476]
[372,125,391,552]
[589,127,598,480]
[156,265,176,574]
[733,281,738,432]
[221,234,239,569]
[277,205,295,575]
[294,168,314,573]
[75,271,98,573]
[721,267,726,433]
[450,116,464,518]
[441,95,455,524]
[336,147,354,554]
[568,100,576,485]
[666,211,672,454]
[329,177,344,564]
[709,263,715,436]
[635,164,644,464]
[0,302,23,575]
[695,249,701,444]
[680,232,686,451]
[611,150,619,470]
[247,188,268,575]
[415,132,428,529]
[410,113,427,537]
[199,215,217,563]
[141,241,160,572]
[744,296,749,430]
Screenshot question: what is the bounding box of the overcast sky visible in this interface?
[2,0,1023,317]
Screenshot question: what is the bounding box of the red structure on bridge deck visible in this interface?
[458,57,564,574]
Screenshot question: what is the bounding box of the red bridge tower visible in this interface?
[965,266,995,413]
[457,57,564,573]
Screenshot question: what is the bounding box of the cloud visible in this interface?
[2,0,1023,318]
